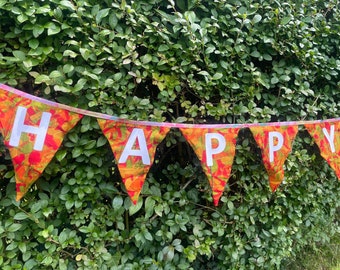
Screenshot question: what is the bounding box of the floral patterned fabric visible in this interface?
[0,89,83,200]
[98,120,170,204]
[249,125,298,191]
[305,121,340,179]
[180,128,239,206]
[0,84,338,204]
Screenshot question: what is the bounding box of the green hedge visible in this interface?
[0,0,339,269]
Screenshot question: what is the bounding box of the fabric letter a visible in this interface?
[0,89,83,200]
[249,125,298,191]
[305,121,340,179]
[180,127,239,206]
[98,120,170,204]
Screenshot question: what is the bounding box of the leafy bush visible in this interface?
[0,0,339,269]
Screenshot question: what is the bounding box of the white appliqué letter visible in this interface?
[322,125,335,153]
[119,128,150,165]
[268,131,284,163]
[9,106,51,151]
[205,133,226,166]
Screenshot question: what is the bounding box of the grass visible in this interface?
[283,232,340,270]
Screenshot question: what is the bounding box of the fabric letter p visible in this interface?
[9,106,51,151]
[268,131,284,163]
[205,133,226,166]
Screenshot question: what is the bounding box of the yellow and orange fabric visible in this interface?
[98,120,170,204]
[0,90,82,200]
[180,127,239,206]
[0,83,339,205]
[249,125,298,191]
[305,121,340,179]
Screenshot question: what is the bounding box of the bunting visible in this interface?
[0,89,83,200]
[305,121,340,179]
[180,127,239,206]
[97,120,170,204]
[0,83,339,205]
[249,126,299,191]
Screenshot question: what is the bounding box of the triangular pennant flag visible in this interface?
[180,127,239,206]
[305,121,340,179]
[249,125,298,191]
[0,89,83,200]
[97,120,170,204]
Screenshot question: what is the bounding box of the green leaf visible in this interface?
[252,14,262,24]
[74,78,87,92]
[271,77,279,84]
[112,196,123,209]
[72,148,83,158]
[280,74,290,82]
[281,16,291,25]
[220,61,229,70]
[175,117,187,123]
[231,83,240,89]
[109,13,118,28]
[60,0,75,10]
[96,136,107,147]
[59,231,68,244]
[18,242,26,253]
[56,149,67,162]
[63,50,78,58]
[144,231,153,241]
[68,133,79,143]
[145,197,155,218]
[158,44,169,52]
[198,71,210,76]
[129,199,143,215]
[263,54,272,61]
[185,11,196,24]
[113,72,123,81]
[49,70,63,78]
[79,48,90,61]
[47,23,61,35]
[13,212,29,220]
[212,73,223,80]
[63,64,74,73]
[23,59,33,70]
[28,39,39,49]
[251,50,260,58]
[43,47,54,55]
[35,74,50,84]
[33,24,44,38]
[140,99,150,106]
[54,85,70,92]
[42,256,53,265]
[13,50,26,61]
[7,223,22,232]
[141,54,152,64]
[96,8,111,24]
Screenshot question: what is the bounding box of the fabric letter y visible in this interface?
[305,121,340,179]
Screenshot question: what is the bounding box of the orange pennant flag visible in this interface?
[180,127,239,206]
[97,120,170,204]
[249,125,298,191]
[0,90,83,200]
[305,121,340,179]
